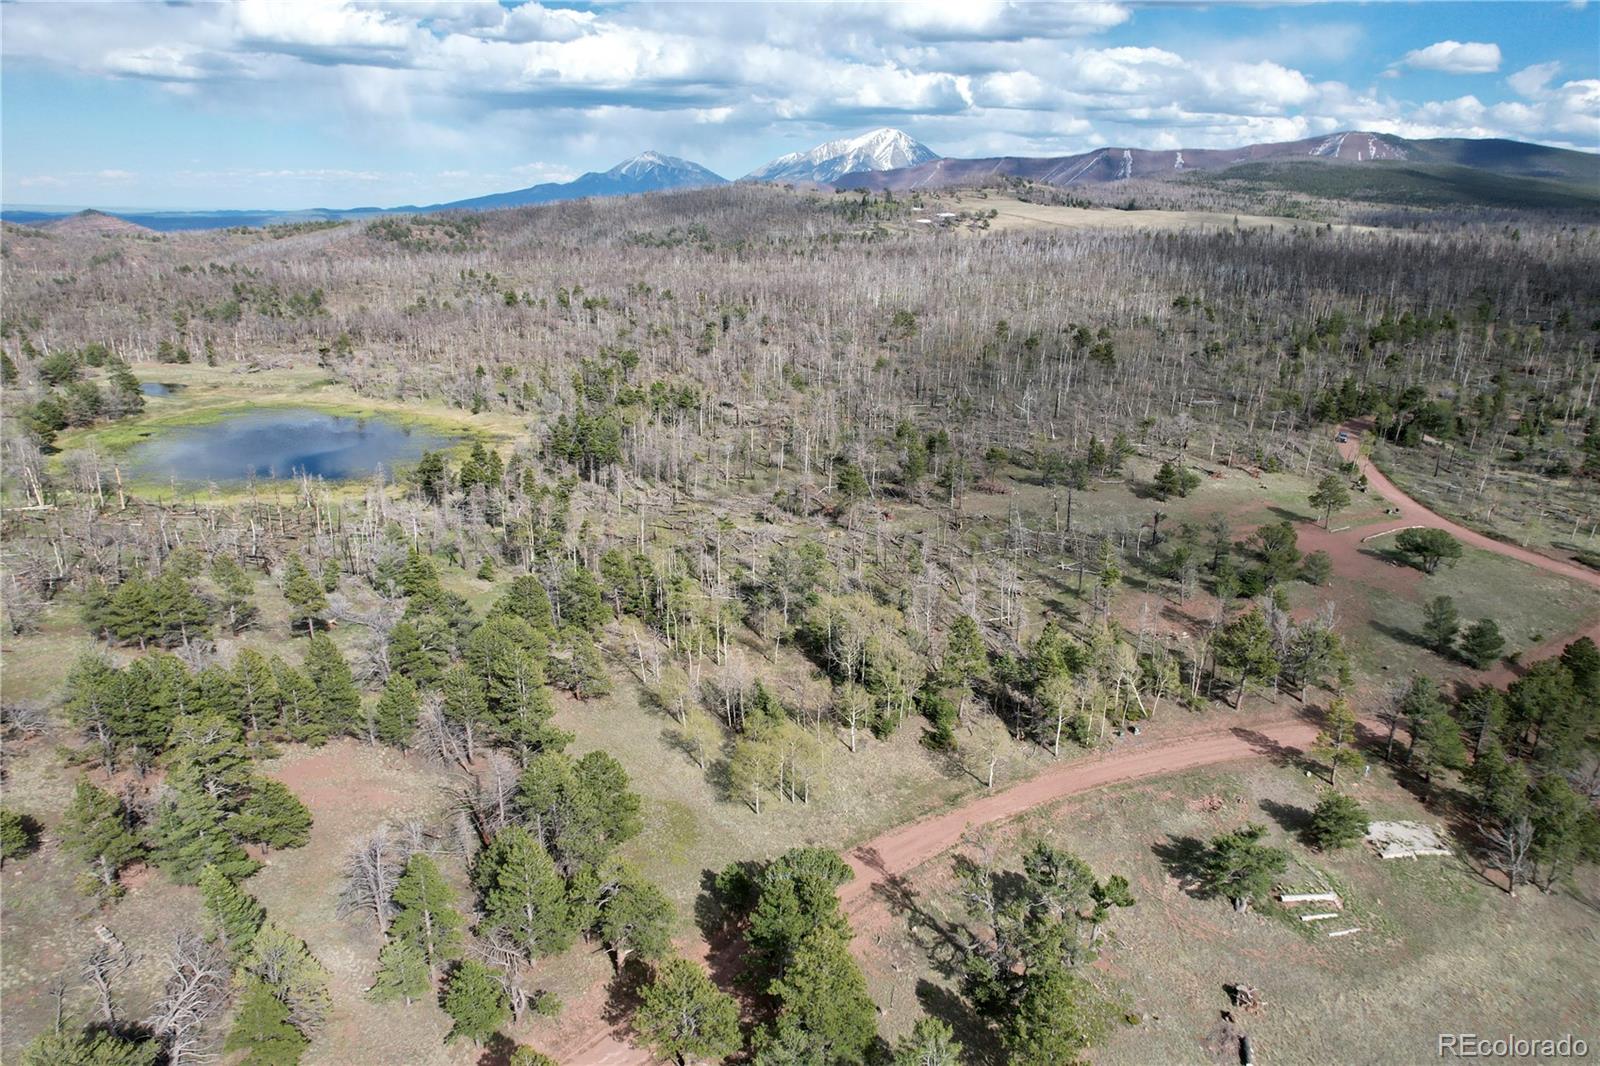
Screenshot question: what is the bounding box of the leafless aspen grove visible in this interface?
[1,184,1598,1065]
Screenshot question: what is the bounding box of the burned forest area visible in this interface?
[3,183,1599,1066]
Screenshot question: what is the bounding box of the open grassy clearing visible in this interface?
[250,743,468,1066]
[562,667,1054,923]
[904,193,1383,237]
[864,758,1600,1065]
[1337,542,1600,680]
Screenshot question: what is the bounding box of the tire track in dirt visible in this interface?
[838,716,1321,937]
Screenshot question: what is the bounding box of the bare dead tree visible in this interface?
[1479,810,1536,897]
[450,754,520,849]
[81,927,136,1026]
[337,828,413,935]
[415,692,469,770]
[471,928,533,1021]
[145,931,228,1066]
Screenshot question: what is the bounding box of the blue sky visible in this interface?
[2,1,1596,210]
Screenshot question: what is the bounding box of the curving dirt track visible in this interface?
[839,717,1319,923]
[554,426,1599,1064]
[1335,423,1600,684]
[556,713,1322,1064]
[1336,422,1600,595]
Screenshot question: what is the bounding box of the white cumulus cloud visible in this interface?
[1397,40,1502,74]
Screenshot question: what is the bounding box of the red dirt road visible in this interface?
[1336,422,1600,595]
[839,717,1318,921]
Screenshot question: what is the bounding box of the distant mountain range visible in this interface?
[0,152,734,232]
[743,128,938,184]
[4,129,1594,232]
[831,131,1600,191]
[411,152,727,213]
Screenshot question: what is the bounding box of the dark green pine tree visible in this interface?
[368,938,431,1005]
[64,654,125,771]
[442,960,510,1046]
[282,554,329,636]
[477,825,575,961]
[459,441,492,492]
[19,1028,157,1066]
[148,786,259,884]
[232,648,279,742]
[633,957,742,1066]
[766,926,878,1065]
[166,714,254,800]
[553,628,611,701]
[557,566,609,634]
[224,977,310,1066]
[0,807,38,867]
[193,663,243,725]
[1306,792,1370,851]
[441,664,491,762]
[229,779,313,853]
[400,547,445,603]
[271,658,328,745]
[491,575,555,636]
[374,672,421,749]
[387,619,441,688]
[389,853,466,978]
[304,634,360,736]
[58,779,143,896]
[485,642,563,762]
[151,568,210,647]
[103,570,158,648]
[941,615,989,687]
[1004,962,1097,1066]
[102,659,171,773]
[199,863,266,963]
[598,870,674,971]
[414,450,449,504]
[1460,618,1507,670]
[211,554,258,633]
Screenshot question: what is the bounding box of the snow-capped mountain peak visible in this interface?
[605,151,720,182]
[743,128,939,184]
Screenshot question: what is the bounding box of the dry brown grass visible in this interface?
[863,759,1600,1065]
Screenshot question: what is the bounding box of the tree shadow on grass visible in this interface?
[916,979,1003,1066]
[1151,834,1209,899]
[1227,726,1303,768]
[1358,544,1413,569]
[476,1033,518,1066]
[602,956,650,1028]
[1266,505,1316,526]
[1258,797,1312,843]
[1367,619,1433,652]
[854,845,969,981]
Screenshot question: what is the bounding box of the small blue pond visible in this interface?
[126,408,460,483]
[139,381,185,396]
